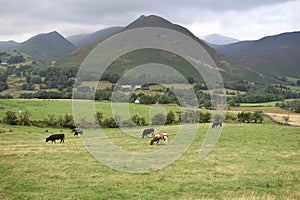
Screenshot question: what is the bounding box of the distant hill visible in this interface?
[55,15,277,85]
[19,31,76,62]
[0,41,21,51]
[0,31,76,63]
[215,31,300,78]
[201,34,239,45]
[67,26,123,48]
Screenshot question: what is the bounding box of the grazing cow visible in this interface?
[46,134,65,143]
[212,121,222,128]
[71,126,83,136]
[150,133,168,145]
[141,128,155,138]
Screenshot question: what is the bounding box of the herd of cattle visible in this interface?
[45,122,222,144]
[45,126,83,143]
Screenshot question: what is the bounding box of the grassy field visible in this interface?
[0,99,182,122]
[0,99,299,199]
[239,99,298,107]
[0,122,299,199]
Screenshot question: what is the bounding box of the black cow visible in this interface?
[212,121,222,128]
[141,128,155,138]
[46,134,65,143]
[71,126,83,136]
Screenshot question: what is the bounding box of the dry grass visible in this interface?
[266,113,300,126]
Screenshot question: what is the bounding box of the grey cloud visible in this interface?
[0,0,299,41]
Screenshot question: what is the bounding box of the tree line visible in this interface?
[1,110,264,129]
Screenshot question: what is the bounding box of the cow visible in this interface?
[46,134,65,143]
[150,133,168,145]
[71,126,83,136]
[212,121,222,128]
[141,128,155,138]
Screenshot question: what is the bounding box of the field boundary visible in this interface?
[262,113,299,127]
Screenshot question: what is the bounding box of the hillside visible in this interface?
[67,26,123,48]
[19,31,76,62]
[55,15,276,84]
[0,41,21,51]
[215,31,300,78]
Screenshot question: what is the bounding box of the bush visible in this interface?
[102,117,119,128]
[19,111,31,126]
[2,111,18,125]
[225,112,238,122]
[43,114,59,128]
[62,113,74,128]
[151,113,166,125]
[181,110,199,123]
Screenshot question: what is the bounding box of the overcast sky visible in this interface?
[1,0,299,42]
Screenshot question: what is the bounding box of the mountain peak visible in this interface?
[201,34,239,45]
[125,15,174,29]
[20,30,76,62]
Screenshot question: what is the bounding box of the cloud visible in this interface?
[0,0,299,41]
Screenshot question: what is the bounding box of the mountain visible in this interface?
[19,31,76,62]
[67,26,123,48]
[0,41,21,51]
[215,31,300,78]
[55,15,277,84]
[201,34,239,45]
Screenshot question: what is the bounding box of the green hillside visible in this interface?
[20,31,76,63]
[215,31,300,79]
[55,15,277,85]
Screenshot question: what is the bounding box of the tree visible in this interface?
[7,55,25,64]
[166,111,176,124]
[62,113,74,128]
[3,111,18,125]
[132,114,141,126]
[19,111,31,126]
[187,76,195,84]
[252,111,263,123]
[95,111,104,126]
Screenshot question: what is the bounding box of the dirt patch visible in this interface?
[265,113,300,126]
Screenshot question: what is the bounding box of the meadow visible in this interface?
[0,100,299,199]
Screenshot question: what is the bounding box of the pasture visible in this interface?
[0,99,181,122]
[0,122,299,199]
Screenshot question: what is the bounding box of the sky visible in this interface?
[0,0,299,42]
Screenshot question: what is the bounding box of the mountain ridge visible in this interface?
[67,26,123,48]
[215,31,300,78]
[55,15,277,84]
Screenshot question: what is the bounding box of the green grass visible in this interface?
[240,99,298,107]
[0,123,299,199]
[0,99,182,122]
